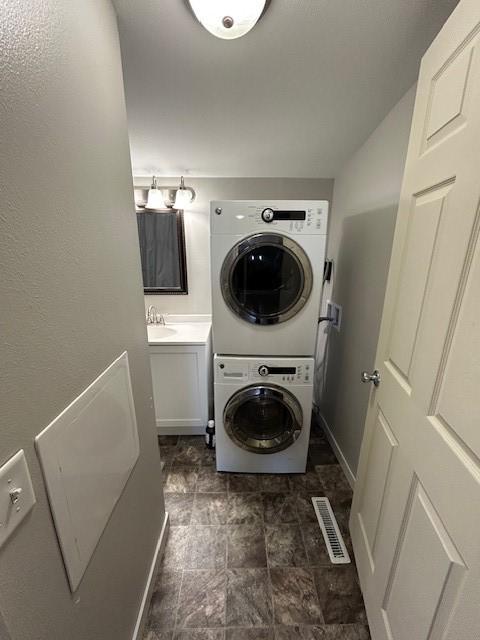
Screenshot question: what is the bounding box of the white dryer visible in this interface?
[214,355,314,473]
[210,200,328,356]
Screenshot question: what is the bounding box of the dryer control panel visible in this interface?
[214,356,314,385]
[211,200,328,235]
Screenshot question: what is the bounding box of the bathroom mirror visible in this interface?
[136,209,188,294]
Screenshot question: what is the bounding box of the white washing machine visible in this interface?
[214,355,314,473]
[210,200,328,356]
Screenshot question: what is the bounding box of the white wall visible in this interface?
[134,177,334,315]
[317,85,417,481]
[0,2,164,638]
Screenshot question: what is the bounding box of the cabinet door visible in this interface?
[150,347,207,429]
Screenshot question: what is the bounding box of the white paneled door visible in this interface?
[350,1,480,639]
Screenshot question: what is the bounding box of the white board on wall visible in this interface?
[35,351,140,592]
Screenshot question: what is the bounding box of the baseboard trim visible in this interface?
[314,409,356,489]
[132,512,170,640]
[156,425,205,435]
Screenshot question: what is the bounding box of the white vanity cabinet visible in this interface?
[147,316,212,435]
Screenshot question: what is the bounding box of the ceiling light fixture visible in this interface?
[188,0,268,40]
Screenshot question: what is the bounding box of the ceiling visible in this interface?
[113,0,458,178]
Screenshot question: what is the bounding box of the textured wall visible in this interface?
[134,177,334,315]
[0,2,164,638]
[316,85,417,480]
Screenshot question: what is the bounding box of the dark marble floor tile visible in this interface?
[289,470,324,493]
[262,493,298,524]
[227,474,260,493]
[270,568,323,626]
[165,466,199,493]
[173,445,212,466]
[274,624,370,639]
[308,431,329,446]
[226,568,273,627]
[158,435,179,447]
[202,446,217,466]
[176,570,226,629]
[227,493,263,525]
[160,446,177,465]
[258,474,291,493]
[227,524,267,568]
[308,443,338,466]
[302,522,331,567]
[192,493,229,525]
[143,619,173,640]
[322,625,371,640]
[162,526,190,570]
[295,492,319,523]
[308,434,328,445]
[164,493,194,526]
[315,465,351,492]
[173,631,224,640]
[315,466,353,509]
[265,525,307,567]
[273,626,317,640]
[331,507,354,557]
[314,566,367,624]
[197,467,228,492]
[148,570,182,631]
[332,505,351,534]
[186,525,227,569]
[226,628,274,640]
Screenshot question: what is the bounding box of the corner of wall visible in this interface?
[315,84,417,476]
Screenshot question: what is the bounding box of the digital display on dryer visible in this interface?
[267,367,297,374]
[273,211,306,221]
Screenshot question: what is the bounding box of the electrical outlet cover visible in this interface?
[0,450,36,548]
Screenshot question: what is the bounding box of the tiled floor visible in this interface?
[144,420,370,640]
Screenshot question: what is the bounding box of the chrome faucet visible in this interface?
[146,304,156,324]
[146,305,165,325]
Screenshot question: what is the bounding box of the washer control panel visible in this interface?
[211,200,328,235]
[215,356,314,385]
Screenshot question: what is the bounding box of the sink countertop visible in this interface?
[147,316,211,346]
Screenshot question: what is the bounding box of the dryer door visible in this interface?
[221,233,313,325]
[224,384,303,454]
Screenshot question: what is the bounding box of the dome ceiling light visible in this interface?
[188,0,269,40]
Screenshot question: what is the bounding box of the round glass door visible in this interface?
[221,233,313,325]
[224,384,303,454]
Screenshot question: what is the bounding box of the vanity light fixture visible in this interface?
[145,176,165,210]
[188,0,268,40]
[174,176,195,210]
[142,176,196,211]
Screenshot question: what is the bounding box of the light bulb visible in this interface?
[145,176,165,210]
[174,188,192,210]
[174,176,193,210]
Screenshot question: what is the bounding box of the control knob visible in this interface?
[261,208,274,223]
[258,365,269,377]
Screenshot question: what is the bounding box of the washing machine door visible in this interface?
[224,384,303,454]
[221,233,313,325]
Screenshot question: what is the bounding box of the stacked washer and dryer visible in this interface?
[210,200,328,473]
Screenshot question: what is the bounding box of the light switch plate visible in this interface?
[0,450,36,548]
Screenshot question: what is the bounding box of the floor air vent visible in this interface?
[311,497,351,564]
